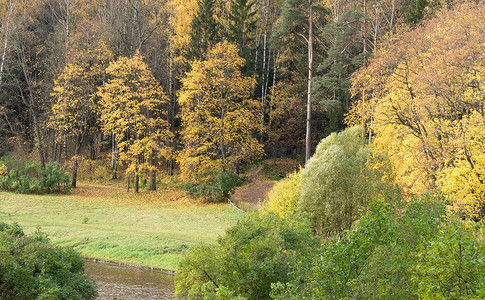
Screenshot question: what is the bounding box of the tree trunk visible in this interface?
[220,107,226,170]
[0,0,17,87]
[361,0,368,144]
[134,156,139,193]
[167,41,175,176]
[17,30,47,167]
[71,135,81,188]
[111,133,117,179]
[305,0,313,164]
[71,159,78,188]
[149,154,156,191]
[260,10,268,141]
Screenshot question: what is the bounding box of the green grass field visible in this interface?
[0,183,241,271]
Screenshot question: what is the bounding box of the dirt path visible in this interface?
[231,165,275,210]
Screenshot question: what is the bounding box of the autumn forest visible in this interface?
[2,0,485,298]
[0,0,453,190]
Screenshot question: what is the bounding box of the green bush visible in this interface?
[0,157,70,194]
[272,192,485,300]
[185,171,243,202]
[175,212,316,300]
[300,126,391,236]
[0,223,97,300]
[41,161,71,193]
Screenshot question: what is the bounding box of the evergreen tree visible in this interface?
[186,0,222,61]
[312,10,366,134]
[272,0,327,162]
[226,0,257,71]
[406,0,428,24]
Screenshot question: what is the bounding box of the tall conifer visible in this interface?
[226,0,257,70]
[186,0,222,61]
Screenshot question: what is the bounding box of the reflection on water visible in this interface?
[84,260,175,300]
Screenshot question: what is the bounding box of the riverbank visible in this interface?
[84,260,175,299]
[0,183,241,271]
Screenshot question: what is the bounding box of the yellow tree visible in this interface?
[98,51,171,193]
[51,22,113,188]
[178,41,263,183]
[351,2,485,219]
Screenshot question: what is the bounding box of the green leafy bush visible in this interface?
[0,223,97,299]
[300,126,391,236]
[0,157,70,194]
[175,212,316,300]
[41,161,71,193]
[185,171,243,202]
[272,192,485,299]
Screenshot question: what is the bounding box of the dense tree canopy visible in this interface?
[0,223,97,299]
[98,51,171,192]
[178,42,263,183]
[175,212,316,299]
[352,2,485,220]
[0,0,481,198]
[272,193,485,300]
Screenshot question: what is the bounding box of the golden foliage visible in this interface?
[351,2,485,219]
[267,72,307,151]
[261,170,301,219]
[98,51,172,177]
[50,33,113,139]
[178,42,263,183]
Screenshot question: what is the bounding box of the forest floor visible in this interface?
[232,158,301,211]
[232,165,276,210]
[0,184,241,271]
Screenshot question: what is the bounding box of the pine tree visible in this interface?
[272,0,327,163]
[406,0,428,24]
[226,0,257,70]
[186,0,222,61]
[312,10,366,134]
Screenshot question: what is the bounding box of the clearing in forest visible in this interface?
[0,183,241,271]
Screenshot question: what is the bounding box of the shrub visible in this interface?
[262,170,301,219]
[0,158,70,194]
[175,212,316,300]
[41,161,71,193]
[185,171,243,202]
[0,223,97,299]
[272,192,485,300]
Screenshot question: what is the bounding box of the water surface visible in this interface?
[84,260,175,300]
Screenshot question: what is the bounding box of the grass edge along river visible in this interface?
[0,183,242,271]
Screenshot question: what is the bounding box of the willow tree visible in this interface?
[98,51,171,193]
[300,127,390,236]
[178,42,263,183]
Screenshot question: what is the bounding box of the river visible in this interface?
[84,261,175,299]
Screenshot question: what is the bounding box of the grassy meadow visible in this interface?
[0,183,241,271]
